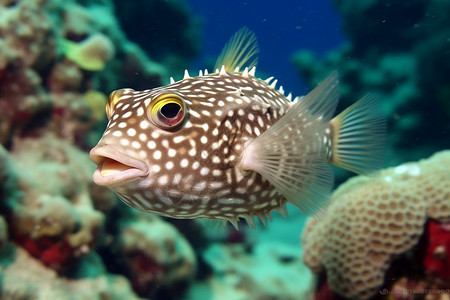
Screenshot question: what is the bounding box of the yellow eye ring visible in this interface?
[106,89,133,120]
[147,93,187,129]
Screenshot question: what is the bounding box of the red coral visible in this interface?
[423,220,450,280]
[314,279,348,300]
[126,252,166,294]
[20,236,76,271]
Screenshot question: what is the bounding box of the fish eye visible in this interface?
[148,93,187,129]
[106,89,133,120]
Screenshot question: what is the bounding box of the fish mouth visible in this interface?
[90,146,148,186]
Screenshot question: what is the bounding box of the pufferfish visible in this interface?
[90,28,385,229]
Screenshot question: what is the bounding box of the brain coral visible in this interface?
[301,150,450,299]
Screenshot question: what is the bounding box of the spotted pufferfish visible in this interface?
[90,28,385,229]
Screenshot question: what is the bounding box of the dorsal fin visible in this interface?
[214,27,259,72]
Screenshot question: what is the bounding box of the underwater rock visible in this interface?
[185,241,315,300]
[302,150,450,299]
[292,0,450,165]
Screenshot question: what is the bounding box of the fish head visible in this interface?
[89,70,272,217]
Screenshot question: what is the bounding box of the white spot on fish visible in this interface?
[140,120,150,129]
[192,161,200,170]
[139,133,147,142]
[210,182,223,188]
[153,151,162,160]
[127,128,136,136]
[193,181,206,191]
[131,141,141,149]
[157,175,169,185]
[168,149,176,157]
[200,167,210,176]
[180,159,189,168]
[190,110,201,118]
[173,136,185,143]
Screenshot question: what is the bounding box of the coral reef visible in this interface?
[302,150,450,299]
[3,0,447,299]
[0,0,189,148]
[0,0,201,299]
[1,246,145,300]
[292,0,450,165]
[0,133,198,298]
[5,133,104,271]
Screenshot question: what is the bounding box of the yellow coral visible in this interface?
[84,90,108,121]
[301,150,450,299]
[60,33,115,71]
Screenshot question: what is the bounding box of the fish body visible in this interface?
[90,28,385,228]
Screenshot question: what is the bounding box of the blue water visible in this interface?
[187,0,346,96]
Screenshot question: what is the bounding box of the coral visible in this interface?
[47,60,84,93]
[0,246,144,300]
[0,0,188,147]
[423,220,450,281]
[4,134,104,271]
[60,33,115,71]
[83,90,108,122]
[0,0,202,298]
[111,214,197,298]
[0,133,198,298]
[0,0,54,146]
[302,150,450,299]
[185,242,315,300]
[292,0,450,164]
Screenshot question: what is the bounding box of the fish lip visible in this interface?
[90,146,149,186]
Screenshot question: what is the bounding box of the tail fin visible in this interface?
[328,94,386,174]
